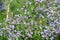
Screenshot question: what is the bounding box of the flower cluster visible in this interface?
[0,0,60,40]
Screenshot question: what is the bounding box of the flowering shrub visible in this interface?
[0,0,60,40]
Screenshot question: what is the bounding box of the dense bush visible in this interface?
[0,0,60,40]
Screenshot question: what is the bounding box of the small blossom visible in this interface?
[9,25,14,30]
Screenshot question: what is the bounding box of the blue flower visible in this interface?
[0,2,4,10]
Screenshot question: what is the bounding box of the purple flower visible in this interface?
[9,25,15,30]
[0,2,4,10]
[56,22,60,24]
[56,0,60,3]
